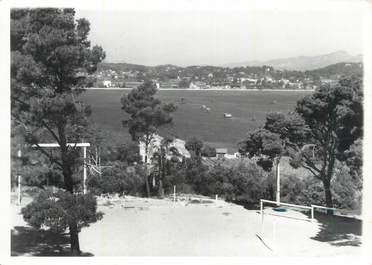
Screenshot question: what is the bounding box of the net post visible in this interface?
[17,175,21,205]
[83,146,87,194]
[311,205,314,222]
[17,150,22,205]
[260,199,264,234]
[173,185,176,202]
[260,200,264,228]
[276,160,280,206]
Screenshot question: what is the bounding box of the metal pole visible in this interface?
[276,159,280,205]
[260,200,263,216]
[83,146,87,194]
[17,150,22,205]
[260,200,264,234]
[17,175,21,205]
[311,206,314,222]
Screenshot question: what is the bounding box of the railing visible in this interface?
[311,204,336,220]
[260,199,337,222]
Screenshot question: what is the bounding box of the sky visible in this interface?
[75,0,365,66]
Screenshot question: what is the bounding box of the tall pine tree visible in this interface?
[11,8,105,255]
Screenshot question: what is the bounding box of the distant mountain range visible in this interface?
[224,51,362,71]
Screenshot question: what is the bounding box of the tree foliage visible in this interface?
[201,145,216,157]
[238,127,285,171]
[11,8,105,255]
[22,190,103,233]
[88,162,145,196]
[239,77,363,209]
[185,137,204,158]
[121,80,177,143]
[121,80,177,196]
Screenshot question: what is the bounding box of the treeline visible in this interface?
[83,138,361,211]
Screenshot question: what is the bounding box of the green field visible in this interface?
[80,89,312,152]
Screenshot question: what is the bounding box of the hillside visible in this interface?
[306,62,363,78]
[225,51,362,71]
[94,57,363,90]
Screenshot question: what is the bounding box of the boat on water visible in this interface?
[223,113,232,118]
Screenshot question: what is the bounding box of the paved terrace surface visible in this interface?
[11,194,362,256]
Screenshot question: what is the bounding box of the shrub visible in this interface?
[229,162,272,205]
[88,162,145,196]
[331,164,362,210]
[21,190,103,233]
[281,163,361,211]
[201,145,216,157]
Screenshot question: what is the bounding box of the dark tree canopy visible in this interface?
[121,80,177,142]
[201,145,217,158]
[185,137,204,158]
[238,127,284,171]
[239,77,363,209]
[11,8,105,255]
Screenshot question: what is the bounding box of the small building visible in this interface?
[103,80,112,88]
[216,148,228,159]
[189,81,209,90]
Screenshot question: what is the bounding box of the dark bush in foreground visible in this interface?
[21,190,103,233]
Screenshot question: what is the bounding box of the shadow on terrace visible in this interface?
[311,213,362,247]
[11,226,93,256]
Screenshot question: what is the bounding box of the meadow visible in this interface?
[80,89,312,152]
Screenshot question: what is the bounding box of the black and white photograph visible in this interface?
[1,0,372,262]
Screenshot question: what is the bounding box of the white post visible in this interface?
[173,185,176,202]
[215,194,218,201]
[83,146,87,194]
[276,159,280,205]
[260,200,264,233]
[17,175,21,205]
[17,150,22,205]
[311,206,314,222]
[260,200,263,216]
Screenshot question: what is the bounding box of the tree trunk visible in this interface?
[62,164,82,255]
[158,179,164,198]
[144,143,150,198]
[69,221,81,255]
[59,128,82,256]
[323,178,334,214]
[275,158,280,205]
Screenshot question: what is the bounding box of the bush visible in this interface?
[101,143,141,165]
[88,162,145,196]
[201,145,216,157]
[331,164,362,210]
[229,162,273,205]
[281,163,361,211]
[21,190,103,233]
[280,174,306,204]
[183,161,272,206]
